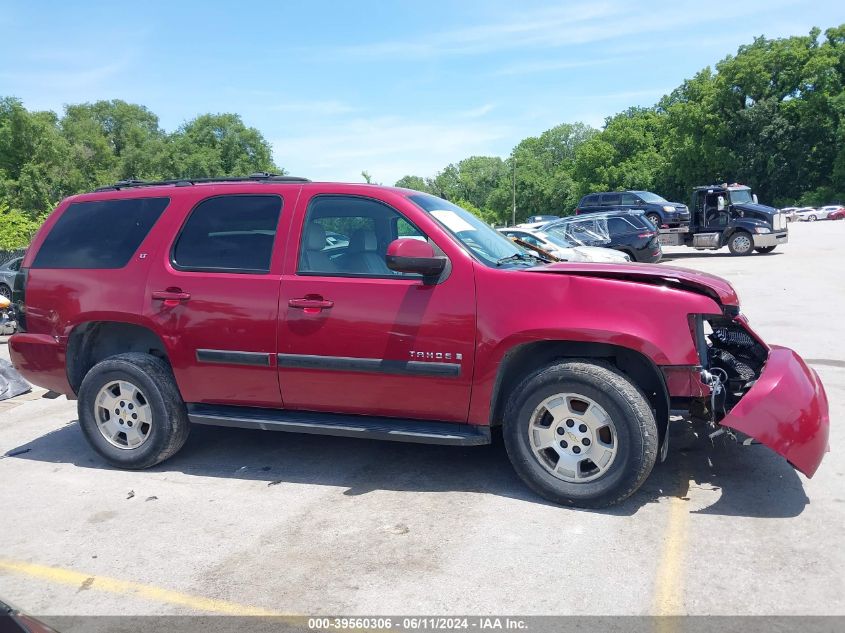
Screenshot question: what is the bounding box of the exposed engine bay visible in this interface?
[692,316,768,425]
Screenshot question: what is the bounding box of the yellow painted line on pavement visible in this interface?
[0,558,286,616]
[652,490,690,617]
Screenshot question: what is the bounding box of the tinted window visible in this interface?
[607,217,639,235]
[172,195,282,273]
[581,195,599,208]
[620,193,638,206]
[33,198,169,269]
[300,195,428,277]
[8,259,21,271]
[601,193,621,205]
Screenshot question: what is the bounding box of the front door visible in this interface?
[144,193,287,408]
[277,192,476,422]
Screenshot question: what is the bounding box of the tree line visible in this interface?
[396,25,845,225]
[2,24,844,247]
[0,99,278,248]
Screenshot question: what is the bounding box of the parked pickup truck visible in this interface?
[9,175,830,507]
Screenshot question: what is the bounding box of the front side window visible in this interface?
[620,193,638,206]
[298,195,429,277]
[33,197,169,269]
[172,195,282,273]
[729,189,754,204]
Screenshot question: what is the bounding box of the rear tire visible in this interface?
[77,353,190,469]
[503,360,658,508]
[727,231,753,256]
[808,215,817,222]
[0,284,10,300]
[755,246,776,254]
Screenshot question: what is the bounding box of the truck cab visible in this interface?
[686,184,789,255]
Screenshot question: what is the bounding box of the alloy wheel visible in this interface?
[528,393,618,483]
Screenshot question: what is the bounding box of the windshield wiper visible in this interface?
[496,252,538,266]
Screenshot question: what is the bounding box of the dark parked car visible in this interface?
[0,256,23,300]
[543,211,662,263]
[575,191,689,227]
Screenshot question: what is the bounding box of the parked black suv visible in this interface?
[575,191,689,227]
[543,211,662,263]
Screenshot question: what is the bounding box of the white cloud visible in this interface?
[272,115,511,185]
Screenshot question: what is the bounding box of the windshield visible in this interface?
[634,191,668,203]
[729,188,754,204]
[536,231,573,248]
[407,193,538,267]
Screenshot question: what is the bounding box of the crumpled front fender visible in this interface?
[719,345,829,477]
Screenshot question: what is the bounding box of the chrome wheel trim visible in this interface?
[733,234,752,253]
[94,380,153,450]
[528,393,618,483]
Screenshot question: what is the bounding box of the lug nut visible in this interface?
[120,401,125,407]
[582,438,591,446]
[573,446,581,454]
[128,403,134,410]
[114,409,120,415]
[556,427,564,435]
[579,424,587,433]
[566,419,574,428]
[559,440,568,449]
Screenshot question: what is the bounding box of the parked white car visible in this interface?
[792,207,827,222]
[818,205,843,219]
[498,228,631,263]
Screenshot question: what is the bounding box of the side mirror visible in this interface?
[717,196,726,211]
[386,238,446,279]
[752,194,758,204]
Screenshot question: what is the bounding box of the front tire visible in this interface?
[645,213,662,228]
[0,284,10,301]
[727,231,753,256]
[755,246,776,254]
[78,353,190,469]
[808,215,817,222]
[503,360,658,508]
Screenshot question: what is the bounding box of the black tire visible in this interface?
[808,215,817,222]
[645,213,662,228]
[77,352,190,469]
[0,284,10,300]
[502,360,658,508]
[755,246,776,254]
[727,231,754,256]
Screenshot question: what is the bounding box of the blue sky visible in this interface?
[1,1,843,184]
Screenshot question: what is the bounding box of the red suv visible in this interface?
[9,175,830,507]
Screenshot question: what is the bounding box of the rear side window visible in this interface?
[172,195,282,273]
[607,217,638,234]
[32,197,169,269]
[601,193,621,205]
[580,195,599,208]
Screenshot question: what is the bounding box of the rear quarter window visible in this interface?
[32,197,169,269]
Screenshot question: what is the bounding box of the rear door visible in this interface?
[600,193,622,213]
[276,190,477,422]
[144,191,288,408]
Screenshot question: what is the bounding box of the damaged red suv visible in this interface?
[9,175,830,507]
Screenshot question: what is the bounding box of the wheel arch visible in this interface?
[490,340,670,443]
[66,321,170,394]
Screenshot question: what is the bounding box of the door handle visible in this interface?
[289,297,334,313]
[152,289,191,306]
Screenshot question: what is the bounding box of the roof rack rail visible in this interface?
[94,173,310,192]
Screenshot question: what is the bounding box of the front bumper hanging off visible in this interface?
[718,345,829,477]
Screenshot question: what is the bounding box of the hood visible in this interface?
[734,202,776,215]
[528,262,739,306]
